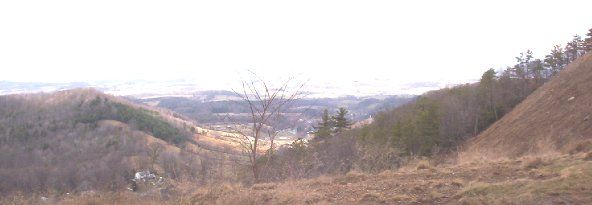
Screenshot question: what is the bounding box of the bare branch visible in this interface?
[230,71,306,182]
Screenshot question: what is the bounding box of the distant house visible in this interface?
[134,171,156,182]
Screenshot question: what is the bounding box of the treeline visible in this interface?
[253,28,592,182]
[356,29,592,156]
[77,96,189,145]
[256,108,362,180]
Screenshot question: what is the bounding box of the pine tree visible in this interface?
[478,68,498,122]
[314,109,332,140]
[332,107,351,134]
[401,98,440,155]
[544,45,566,76]
[513,50,532,98]
[565,35,584,62]
[585,28,592,52]
[414,102,440,155]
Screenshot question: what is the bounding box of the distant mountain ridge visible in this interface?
[0,78,457,98]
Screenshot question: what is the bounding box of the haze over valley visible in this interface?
[1,1,592,204]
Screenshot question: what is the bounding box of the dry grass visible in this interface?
[521,157,550,170]
[0,192,176,205]
[358,192,384,203]
[251,183,277,190]
[450,178,465,187]
[570,140,592,154]
[176,153,591,204]
[333,171,368,185]
[464,53,592,160]
[415,159,431,170]
[4,154,591,205]
[585,152,592,161]
[301,175,333,187]
[57,192,171,205]
[455,155,592,204]
[427,190,444,200]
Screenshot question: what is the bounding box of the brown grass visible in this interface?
[415,159,431,170]
[462,53,592,161]
[3,154,591,204]
[570,140,592,154]
[521,157,549,170]
[585,152,592,161]
[176,154,590,204]
[333,171,368,185]
[358,192,384,203]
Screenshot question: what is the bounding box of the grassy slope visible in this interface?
[463,53,592,160]
[21,152,592,205]
[184,154,592,205]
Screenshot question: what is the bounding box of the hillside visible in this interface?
[1,44,590,205]
[0,89,251,197]
[463,53,592,160]
[15,153,591,204]
[0,89,188,194]
[2,57,592,205]
[182,154,592,205]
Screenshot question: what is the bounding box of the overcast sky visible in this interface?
[1,0,591,91]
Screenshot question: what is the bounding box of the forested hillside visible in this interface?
[464,52,592,159]
[248,29,592,183]
[179,30,592,205]
[0,89,202,195]
[354,31,592,156]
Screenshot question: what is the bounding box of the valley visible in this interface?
[1,3,592,204]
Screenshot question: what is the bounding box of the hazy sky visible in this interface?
[1,0,591,91]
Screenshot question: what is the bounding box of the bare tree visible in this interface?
[232,72,305,182]
[147,142,164,171]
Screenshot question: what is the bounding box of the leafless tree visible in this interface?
[147,142,164,170]
[232,72,305,182]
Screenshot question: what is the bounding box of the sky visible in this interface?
[1,0,591,93]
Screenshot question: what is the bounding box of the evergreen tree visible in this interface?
[565,35,584,62]
[314,109,332,140]
[513,50,533,98]
[408,98,440,155]
[544,45,566,76]
[478,68,498,123]
[515,50,533,70]
[533,59,544,81]
[585,28,592,52]
[332,107,351,134]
